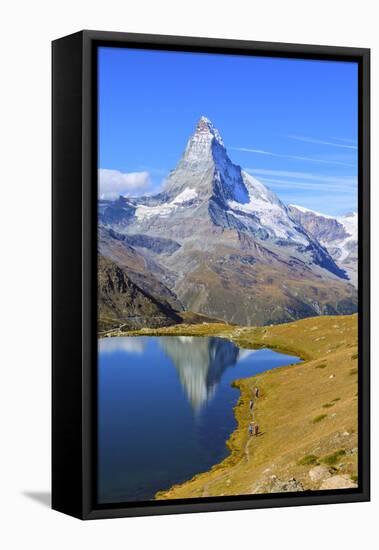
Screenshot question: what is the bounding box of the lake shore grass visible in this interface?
[104,314,358,497]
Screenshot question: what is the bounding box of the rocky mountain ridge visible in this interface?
[98,255,181,331]
[288,205,358,286]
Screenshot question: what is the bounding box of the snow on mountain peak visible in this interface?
[227,171,308,244]
[135,188,198,220]
[340,211,357,238]
[163,117,306,243]
[287,204,358,285]
[289,204,335,220]
[180,116,226,166]
[195,116,225,146]
[289,205,357,239]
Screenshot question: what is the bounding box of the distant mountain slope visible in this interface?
[98,226,183,312]
[98,255,181,331]
[288,205,358,287]
[98,116,357,326]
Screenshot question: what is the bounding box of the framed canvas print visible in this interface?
[52,30,370,519]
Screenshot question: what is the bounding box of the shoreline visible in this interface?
[99,322,310,360]
[155,376,271,499]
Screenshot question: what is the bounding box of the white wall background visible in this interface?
[0,1,376,548]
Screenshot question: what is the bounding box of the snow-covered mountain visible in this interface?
[103,117,308,244]
[288,205,358,286]
[98,116,357,326]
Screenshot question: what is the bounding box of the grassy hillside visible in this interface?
[136,314,358,498]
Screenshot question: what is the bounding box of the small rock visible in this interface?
[309,466,331,482]
[329,374,335,379]
[270,477,304,493]
[320,475,357,490]
[346,447,358,456]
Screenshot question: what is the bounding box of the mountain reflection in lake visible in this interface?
[158,336,240,410]
[98,335,299,504]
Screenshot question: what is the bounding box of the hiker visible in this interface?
[254,424,259,436]
[248,423,254,436]
[249,399,254,410]
[254,387,259,398]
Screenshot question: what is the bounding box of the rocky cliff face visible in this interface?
[288,206,358,287]
[98,255,181,331]
[98,117,358,326]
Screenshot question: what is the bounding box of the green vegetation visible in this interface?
[322,403,335,409]
[297,454,319,466]
[321,449,346,466]
[312,414,327,424]
[315,363,327,369]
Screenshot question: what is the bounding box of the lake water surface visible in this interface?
[98,335,300,503]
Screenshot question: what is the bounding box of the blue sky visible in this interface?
[98,47,358,216]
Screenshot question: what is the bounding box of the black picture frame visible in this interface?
[52,30,370,520]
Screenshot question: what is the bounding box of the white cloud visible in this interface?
[245,169,357,192]
[286,135,358,150]
[98,168,151,200]
[246,169,357,183]
[231,147,355,167]
[98,337,145,354]
[331,137,357,144]
[256,177,356,193]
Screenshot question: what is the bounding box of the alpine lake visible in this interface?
[98,335,300,503]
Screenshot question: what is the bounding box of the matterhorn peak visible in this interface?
[177,116,227,170]
[194,116,225,147]
[165,115,248,201]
